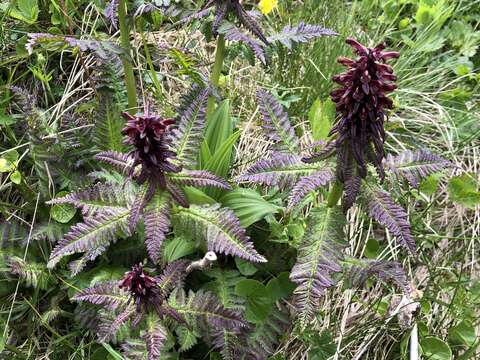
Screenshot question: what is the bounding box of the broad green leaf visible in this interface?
[102,344,126,360]
[235,279,272,323]
[235,258,258,276]
[203,131,240,198]
[220,188,281,227]
[163,236,196,263]
[10,170,22,184]
[420,336,452,360]
[8,0,39,24]
[0,150,19,173]
[204,100,233,155]
[448,320,476,347]
[448,174,480,209]
[266,272,295,302]
[183,186,216,205]
[50,191,76,223]
[419,173,443,195]
[308,98,335,141]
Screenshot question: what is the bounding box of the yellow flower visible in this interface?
[259,0,278,15]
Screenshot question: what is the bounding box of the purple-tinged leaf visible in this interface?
[169,289,247,331]
[289,205,347,327]
[47,181,135,217]
[168,170,231,190]
[169,86,209,167]
[72,281,129,310]
[157,260,190,299]
[349,259,410,294]
[69,244,108,276]
[384,149,452,188]
[236,153,319,188]
[174,204,266,263]
[268,22,338,50]
[129,182,156,232]
[47,208,130,269]
[219,22,266,65]
[287,169,335,210]
[212,328,245,360]
[95,150,133,174]
[267,22,337,50]
[342,166,361,212]
[256,89,300,153]
[144,321,167,360]
[98,305,136,342]
[234,2,269,45]
[144,190,172,264]
[364,187,416,253]
[167,183,189,208]
[246,306,290,359]
[104,0,118,28]
[302,140,336,163]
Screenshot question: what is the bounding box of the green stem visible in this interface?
[327,181,344,208]
[207,35,226,117]
[118,0,137,114]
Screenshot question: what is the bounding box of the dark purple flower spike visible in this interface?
[307,38,399,184]
[119,264,163,314]
[121,110,181,189]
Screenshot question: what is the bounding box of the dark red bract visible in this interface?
[329,38,399,181]
[119,264,162,313]
[121,111,181,188]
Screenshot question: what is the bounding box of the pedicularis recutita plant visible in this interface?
[32,2,453,359]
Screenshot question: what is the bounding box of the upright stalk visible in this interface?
[118,0,137,114]
[206,35,226,117]
[327,181,343,207]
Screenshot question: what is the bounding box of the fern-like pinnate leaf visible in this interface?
[212,329,244,360]
[363,186,416,253]
[168,170,231,190]
[7,256,52,290]
[256,89,300,153]
[236,153,319,188]
[169,86,209,166]
[267,22,337,49]
[174,204,266,263]
[72,281,129,310]
[246,307,290,360]
[342,167,361,212]
[144,190,172,263]
[47,208,130,269]
[98,306,136,342]
[349,259,410,294]
[144,321,167,360]
[129,182,156,231]
[169,289,247,331]
[289,205,347,327]
[157,260,190,299]
[95,151,133,174]
[219,22,266,64]
[286,169,334,210]
[384,149,451,188]
[47,182,134,216]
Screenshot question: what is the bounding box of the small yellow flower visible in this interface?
[258,0,278,15]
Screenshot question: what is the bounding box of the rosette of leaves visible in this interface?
[46,86,266,274]
[73,261,248,359]
[180,1,337,64]
[236,84,451,325]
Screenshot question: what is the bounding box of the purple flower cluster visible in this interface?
[121,111,181,188]
[329,38,399,181]
[119,264,162,313]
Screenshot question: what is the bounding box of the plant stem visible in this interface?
[118,0,137,114]
[327,181,344,207]
[207,35,226,117]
